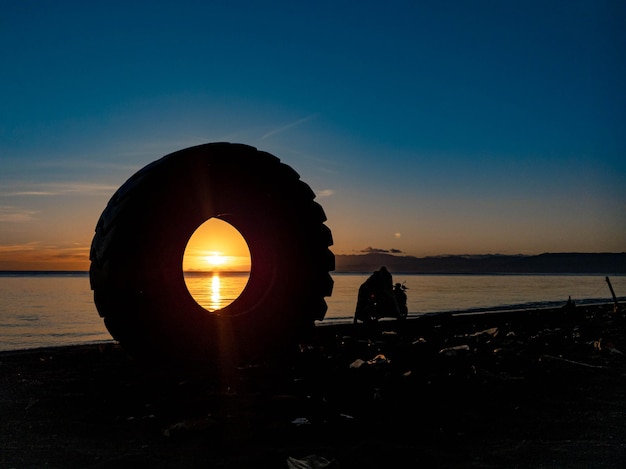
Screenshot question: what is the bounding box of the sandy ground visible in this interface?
[1,303,625,468]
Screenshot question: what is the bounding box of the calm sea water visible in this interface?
[0,271,624,352]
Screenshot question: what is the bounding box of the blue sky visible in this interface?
[1,0,625,269]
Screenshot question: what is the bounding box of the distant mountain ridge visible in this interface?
[334,252,626,274]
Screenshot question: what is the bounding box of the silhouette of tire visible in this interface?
[89,143,334,365]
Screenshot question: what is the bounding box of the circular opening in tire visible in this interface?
[89,142,334,365]
[183,217,251,312]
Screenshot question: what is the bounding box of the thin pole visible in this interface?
[605,276,620,313]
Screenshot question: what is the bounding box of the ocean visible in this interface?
[1,271,624,352]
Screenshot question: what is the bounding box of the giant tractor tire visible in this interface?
[89,143,334,366]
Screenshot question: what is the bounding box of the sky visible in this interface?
[1,0,625,271]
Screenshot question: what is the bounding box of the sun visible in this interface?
[182,218,251,272]
[205,252,227,267]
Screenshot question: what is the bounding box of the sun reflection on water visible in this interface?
[209,273,221,311]
[183,271,250,312]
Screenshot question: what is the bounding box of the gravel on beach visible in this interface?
[1,303,625,468]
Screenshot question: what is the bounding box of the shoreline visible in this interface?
[0,301,617,355]
[2,302,625,467]
[0,301,620,356]
[1,300,616,355]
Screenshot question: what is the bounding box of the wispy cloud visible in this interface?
[0,241,90,256]
[0,206,38,222]
[0,241,41,253]
[3,155,143,174]
[1,182,117,197]
[360,246,404,254]
[5,191,57,196]
[316,189,335,198]
[0,242,90,269]
[261,113,320,140]
[360,246,390,254]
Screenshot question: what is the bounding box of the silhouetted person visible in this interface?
[394,282,408,318]
[562,295,577,317]
[378,266,393,291]
[354,266,400,323]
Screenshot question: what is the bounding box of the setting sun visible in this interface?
[183,218,251,311]
[205,253,227,267]
[183,218,251,272]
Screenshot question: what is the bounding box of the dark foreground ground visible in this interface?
[2,303,626,468]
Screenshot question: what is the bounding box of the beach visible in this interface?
[1,303,625,468]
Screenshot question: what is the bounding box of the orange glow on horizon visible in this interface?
[0,243,91,271]
[183,218,251,272]
[205,253,227,266]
